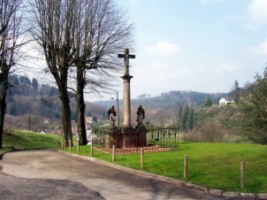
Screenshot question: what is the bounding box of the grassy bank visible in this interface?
[66,143,267,193]
[0,129,61,154]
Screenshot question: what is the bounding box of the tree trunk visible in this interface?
[0,78,8,149]
[55,68,73,147]
[61,94,73,147]
[76,67,87,145]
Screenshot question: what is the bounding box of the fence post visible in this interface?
[157,127,160,143]
[177,127,179,149]
[69,140,72,151]
[184,155,188,181]
[77,138,80,154]
[61,139,64,149]
[140,148,144,169]
[90,143,93,157]
[112,145,115,162]
[64,140,67,149]
[241,161,245,190]
[89,131,93,157]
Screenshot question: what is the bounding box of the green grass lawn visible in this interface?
[0,129,61,154]
[66,142,267,193]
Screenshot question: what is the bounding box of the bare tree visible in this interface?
[0,0,23,148]
[28,0,133,145]
[72,0,133,144]
[30,0,77,146]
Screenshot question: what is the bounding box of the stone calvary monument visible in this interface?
[119,48,135,128]
[105,48,148,149]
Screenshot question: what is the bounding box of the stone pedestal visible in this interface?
[122,127,147,148]
[105,127,148,149]
[105,128,122,149]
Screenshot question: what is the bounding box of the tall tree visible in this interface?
[30,0,77,146]
[182,105,190,132]
[0,0,23,148]
[72,0,133,144]
[188,107,194,130]
[240,68,267,144]
[204,95,213,107]
[177,106,183,128]
[230,80,241,103]
[32,78,38,92]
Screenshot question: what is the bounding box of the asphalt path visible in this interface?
[0,150,254,200]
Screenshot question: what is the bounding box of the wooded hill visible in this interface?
[6,74,228,131]
[5,74,104,132]
[100,91,226,109]
[7,75,64,118]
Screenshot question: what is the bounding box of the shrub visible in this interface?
[184,120,223,142]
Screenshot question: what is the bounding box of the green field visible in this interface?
[66,142,267,193]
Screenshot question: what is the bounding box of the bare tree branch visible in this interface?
[28,0,78,146]
[0,0,23,148]
[71,0,134,144]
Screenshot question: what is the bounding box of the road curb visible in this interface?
[0,148,14,160]
[59,150,267,199]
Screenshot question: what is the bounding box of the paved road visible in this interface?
[0,150,252,200]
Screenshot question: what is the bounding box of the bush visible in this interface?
[238,68,267,144]
[183,121,223,142]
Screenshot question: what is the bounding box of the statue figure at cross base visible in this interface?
[136,105,145,128]
[107,106,116,127]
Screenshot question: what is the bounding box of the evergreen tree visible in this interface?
[231,80,241,103]
[182,105,190,132]
[32,78,38,93]
[204,96,213,107]
[177,107,183,127]
[188,108,194,130]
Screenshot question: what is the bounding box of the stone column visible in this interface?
[122,75,132,128]
[118,48,135,129]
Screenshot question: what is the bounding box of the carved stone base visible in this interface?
[105,127,148,149]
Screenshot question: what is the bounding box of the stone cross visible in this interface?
[118,48,135,128]
[118,48,136,76]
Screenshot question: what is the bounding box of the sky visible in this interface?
[20,0,267,102]
[100,0,267,101]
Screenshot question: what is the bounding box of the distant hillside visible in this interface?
[7,74,75,118]
[184,104,244,143]
[96,90,227,109]
[133,91,226,108]
[5,74,106,132]
[95,90,228,126]
[5,74,229,129]
[5,74,74,132]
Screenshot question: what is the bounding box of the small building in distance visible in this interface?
[219,97,235,106]
[85,116,93,130]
